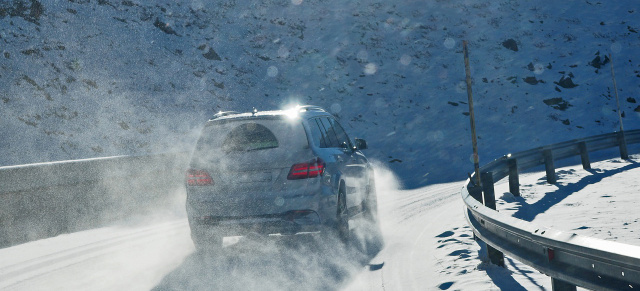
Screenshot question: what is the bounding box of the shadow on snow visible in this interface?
[512,160,640,222]
[152,218,383,291]
[476,159,639,290]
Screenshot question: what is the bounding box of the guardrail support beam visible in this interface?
[468,184,483,203]
[578,142,591,170]
[618,131,629,160]
[481,172,496,210]
[551,278,576,291]
[508,158,519,196]
[543,149,557,184]
[480,172,505,267]
[487,246,505,267]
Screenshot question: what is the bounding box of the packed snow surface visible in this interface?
[1,157,638,290]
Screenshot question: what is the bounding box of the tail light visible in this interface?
[186,169,213,186]
[287,158,325,180]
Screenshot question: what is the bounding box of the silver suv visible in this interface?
[185,105,377,250]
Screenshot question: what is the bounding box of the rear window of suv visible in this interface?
[222,123,278,152]
[195,117,308,155]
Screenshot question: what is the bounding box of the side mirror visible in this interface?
[354,138,367,150]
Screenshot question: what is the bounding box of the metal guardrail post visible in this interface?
[618,131,629,159]
[508,158,519,196]
[481,172,497,210]
[469,184,483,203]
[578,142,591,170]
[543,149,557,184]
[551,278,577,291]
[480,172,505,267]
[462,130,640,290]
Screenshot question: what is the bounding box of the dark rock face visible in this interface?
[502,39,518,51]
[0,0,45,24]
[554,76,578,88]
[543,97,572,111]
[589,53,610,69]
[527,62,535,71]
[202,48,222,61]
[153,17,179,36]
[523,76,544,85]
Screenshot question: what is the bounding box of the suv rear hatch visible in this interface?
[187,116,316,215]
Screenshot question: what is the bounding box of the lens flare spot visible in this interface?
[444,38,456,49]
[400,54,412,66]
[364,63,378,75]
[611,42,622,54]
[267,66,279,77]
[330,103,342,114]
[469,154,478,164]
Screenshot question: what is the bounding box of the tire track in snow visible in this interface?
[346,180,464,290]
[0,220,187,289]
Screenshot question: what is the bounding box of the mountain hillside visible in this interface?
[1,0,639,187]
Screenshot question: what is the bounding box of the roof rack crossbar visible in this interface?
[211,111,240,119]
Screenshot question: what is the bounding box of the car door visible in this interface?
[318,116,367,212]
[306,117,351,207]
[325,117,369,212]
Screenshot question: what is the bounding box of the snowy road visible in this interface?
[0,220,192,291]
[0,170,541,291]
[345,173,552,291]
[6,160,638,290]
[1,179,477,290]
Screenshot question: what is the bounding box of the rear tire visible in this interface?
[363,181,379,223]
[336,189,350,244]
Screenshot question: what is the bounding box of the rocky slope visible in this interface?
[1,0,639,187]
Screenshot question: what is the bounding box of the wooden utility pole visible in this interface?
[463,40,505,268]
[610,53,625,132]
[610,53,629,159]
[463,41,481,186]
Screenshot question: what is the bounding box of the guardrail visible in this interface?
[0,152,189,249]
[461,129,640,291]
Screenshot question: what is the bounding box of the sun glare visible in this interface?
[283,104,302,120]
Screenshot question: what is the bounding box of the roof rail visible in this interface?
[211,111,240,119]
[296,105,325,112]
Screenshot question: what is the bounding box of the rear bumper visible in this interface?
[189,210,323,236]
[186,180,339,236]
